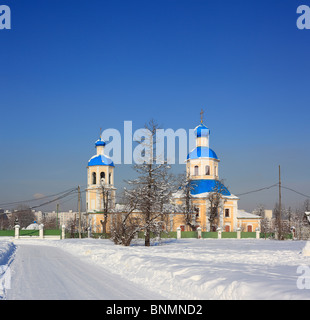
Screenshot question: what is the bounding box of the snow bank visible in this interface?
[0,240,16,267]
[0,240,16,299]
[32,238,310,300]
[302,241,310,256]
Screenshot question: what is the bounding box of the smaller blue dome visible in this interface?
[195,124,210,137]
[187,146,218,160]
[95,138,106,147]
[88,155,114,167]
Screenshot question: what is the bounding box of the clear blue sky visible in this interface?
[0,0,309,212]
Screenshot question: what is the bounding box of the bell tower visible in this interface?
[86,136,116,232]
[187,115,220,182]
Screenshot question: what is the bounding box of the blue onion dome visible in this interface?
[194,123,210,137]
[88,138,114,167]
[187,146,218,160]
[95,138,106,147]
[88,154,114,167]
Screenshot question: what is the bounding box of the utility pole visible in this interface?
[78,185,81,239]
[278,165,282,240]
[56,203,59,229]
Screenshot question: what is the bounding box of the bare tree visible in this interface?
[110,194,143,246]
[253,204,270,239]
[260,217,271,239]
[41,215,57,229]
[206,180,228,231]
[0,211,9,230]
[99,178,113,235]
[252,204,265,217]
[176,173,199,231]
[9,205,36,229]
[293,200,310,239]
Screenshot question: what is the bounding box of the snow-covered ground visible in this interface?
[1,237,310,300]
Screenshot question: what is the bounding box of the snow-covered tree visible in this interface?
[252,204,265,217]
[110,120,175,246]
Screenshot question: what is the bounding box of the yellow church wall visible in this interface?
[237,219,261,232]
[88,213,109,233]
[172,197,242,232]
[86,186,116,212]
[88,210,261,234]
[222,199,237,227]
[86,187,98,211]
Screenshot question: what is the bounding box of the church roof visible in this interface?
[187,146,218,160]
[195,123,210,137]
[189,179,231,196]
[237,210,262,219]
[88,154,114,167]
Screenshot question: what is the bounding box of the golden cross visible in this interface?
[200,109,204,124]
[99,127,102,139]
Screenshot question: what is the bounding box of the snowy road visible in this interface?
[2,238,310,300]
[6,243,163,300]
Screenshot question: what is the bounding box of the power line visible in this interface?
[30,189,78,210]
[57,193,79,206]
[281,185,310,199]
[236,183,278,196]
[2,181,309,212]
[0,187,78,208]
[236,183,310,199]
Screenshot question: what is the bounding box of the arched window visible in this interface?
[92,172,96,185]
[205,165,210,175]
[214,166,217,176]
[100,172,105,183]
[194,166,199,176]
[109,173,112,185]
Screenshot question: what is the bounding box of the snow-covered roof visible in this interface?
[172,190,239,200]
[172,190,184,198]
[25,223,40,230]
[237,210,262,219]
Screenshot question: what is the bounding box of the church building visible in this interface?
[172,118,261,232]
[86,116,261,233]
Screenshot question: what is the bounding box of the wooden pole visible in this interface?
[56,203,59,229]
[78,186,81,239]
[278,165,282,240]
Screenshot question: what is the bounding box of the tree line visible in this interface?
[253,200,310,240]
